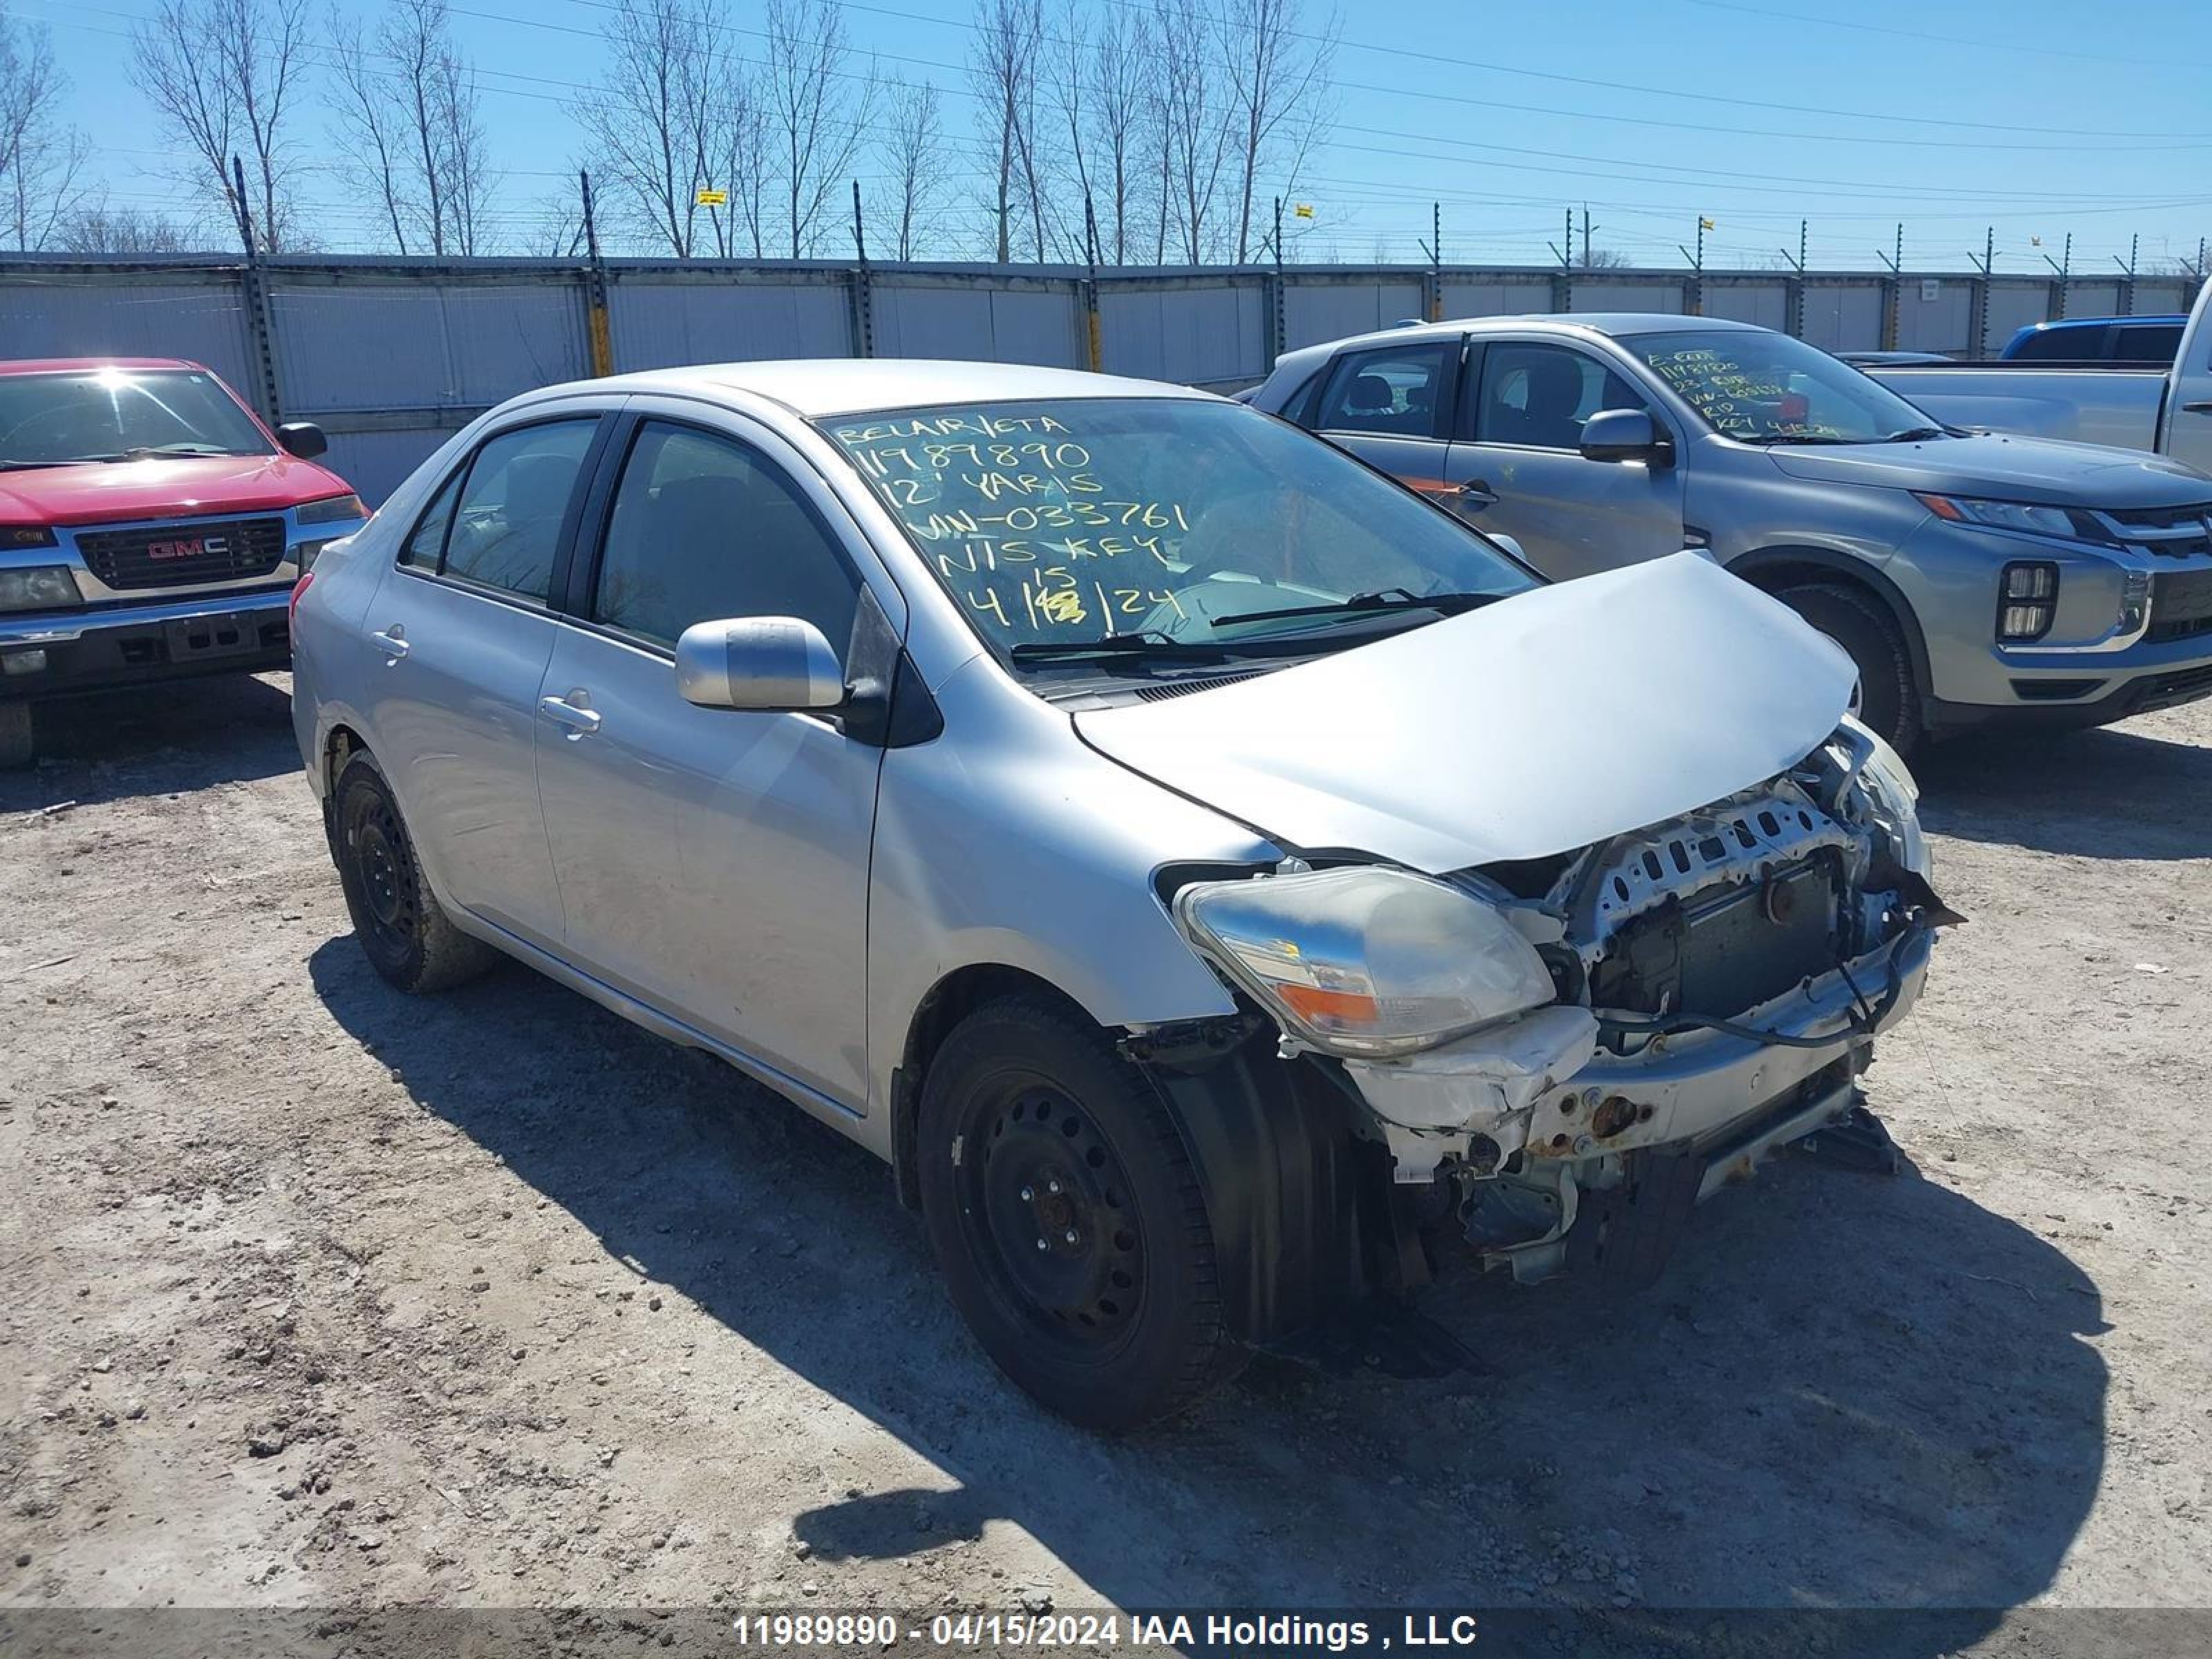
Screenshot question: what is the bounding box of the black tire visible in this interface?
[1775,581,1922,757]
[330,752,498,994]
[916,995,1242,1431]
[0,700,32,770]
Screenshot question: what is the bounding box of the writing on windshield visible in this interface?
[828,397,1533,660]
[1627,330,1929,444]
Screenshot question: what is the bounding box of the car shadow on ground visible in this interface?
[0,672,299,812]
[308,937,2106,1654]
[1915,721,2212,861]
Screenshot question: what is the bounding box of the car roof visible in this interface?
[1304,312,1762,356]
[573,358,1222,420]
[2014,315,2186,334]
[0,357,205,377]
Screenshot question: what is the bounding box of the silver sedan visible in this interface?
[290,359,1947,1430]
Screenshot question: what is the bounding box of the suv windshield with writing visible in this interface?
[1624,330,1936,444]
[824,396,1535,667]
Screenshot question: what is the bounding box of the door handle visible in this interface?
[1456,480,1499,507]
[2182,400,2212,414]
[538,694,602,738]
[370,625,409,662]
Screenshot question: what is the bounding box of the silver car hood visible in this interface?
[1073,552,1855,874]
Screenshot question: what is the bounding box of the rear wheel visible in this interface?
[1775,581,1922,756]
[330,753,498,993]
[0,701,30,769]
[917,996,1241,1430]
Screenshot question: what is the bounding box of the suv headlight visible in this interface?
[1172,865,1555,1058]
[0,565,82,612]
[1915,493,2100,542]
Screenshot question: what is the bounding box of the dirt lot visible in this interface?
[1,673,2207,1647]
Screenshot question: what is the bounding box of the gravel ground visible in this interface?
[1,673,2206,1651]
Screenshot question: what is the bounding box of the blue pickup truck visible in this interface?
[2002,315,2187,365]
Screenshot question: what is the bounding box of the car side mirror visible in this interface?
[1579,408,1673,466]
[1485,532,1528,563]
[276,421,328,460]
[674,616,846,713]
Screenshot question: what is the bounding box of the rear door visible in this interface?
[1442,339,1687,581]
[365,409,610,950]
[533,404,899,1113]
[1301,337,1465,508]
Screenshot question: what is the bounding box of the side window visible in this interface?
[398,469,462,568]
[438,419,598,603]
[2010,326,2102,363]
[591,421,861,657]
[1472,344,1647,450]
[2115,324,2182,364]
[1308,343,1454,439]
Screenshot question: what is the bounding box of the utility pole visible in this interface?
[579,169,614,377]
[1082,193,1103,373]
[1966,226,1997,358]
[1267,196,1287,362]
[230,153,281,422]
[849,180,874,358]
[1416,201,1443,323]
[1544,207,1574,313]
[1779,218,1807,339]
[2114,233,2139,315]
[1677,215,1709,317]
[2041,232,2072,321]
[1875,223,1903,350]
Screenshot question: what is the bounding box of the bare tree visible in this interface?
[762,0,868,259]
[328,0,492,256]
[1215,0,1334,263]
[1151,0,1229,262]
[0,4,89,252]
[579,0,771,259]
[970,0,1048,263]
[1072,1,1151,263]
[874,78,946,262]
[130,0,311,251]
[57,203,195,254]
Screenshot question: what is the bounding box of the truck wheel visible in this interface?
[0,701,30,769]
[1775,582,1922,756]
[330,753,498,994]
[917,995,1242,1431]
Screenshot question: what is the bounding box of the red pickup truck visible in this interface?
[0,357,369,766]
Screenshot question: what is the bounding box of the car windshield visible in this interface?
[1623,329,1938,444]
[0,369,272,468]
[824,396,1537,670]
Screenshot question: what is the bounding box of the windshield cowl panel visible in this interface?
[823,396,1537,676]
[1627,330,1940,447]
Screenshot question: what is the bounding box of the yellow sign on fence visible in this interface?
[1293,203,1315,220]
[696,188,728,207]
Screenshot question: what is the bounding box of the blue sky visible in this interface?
[21,0,2212,270]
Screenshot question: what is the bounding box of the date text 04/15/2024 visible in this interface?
[727,1612,1484,1651]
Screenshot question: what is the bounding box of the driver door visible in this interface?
[1443,340,1687,581]
[533,407,901,1114]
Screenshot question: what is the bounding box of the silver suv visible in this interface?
[292,361,1947,1429]
[1248,315,2212,755]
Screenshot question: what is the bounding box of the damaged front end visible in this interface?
[1169,720,1955,1293]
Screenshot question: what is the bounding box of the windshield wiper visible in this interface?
[1738,432,1867,447]
[1009,629,1235,665]
[120,443,240,459]
[1212,588,1505,628]
[1879,426,1948,443]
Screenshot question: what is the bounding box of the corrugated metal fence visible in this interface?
[1,254,2197,504]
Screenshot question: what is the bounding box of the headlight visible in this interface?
[0,565,82,612]
[296,493,366,525]
[1915,493,2099,541]
[1850,724,1931,880]
[1172,865,1555,1058]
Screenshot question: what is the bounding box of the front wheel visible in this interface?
[1775,581,1922,757]
[916,996,1242,1431]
